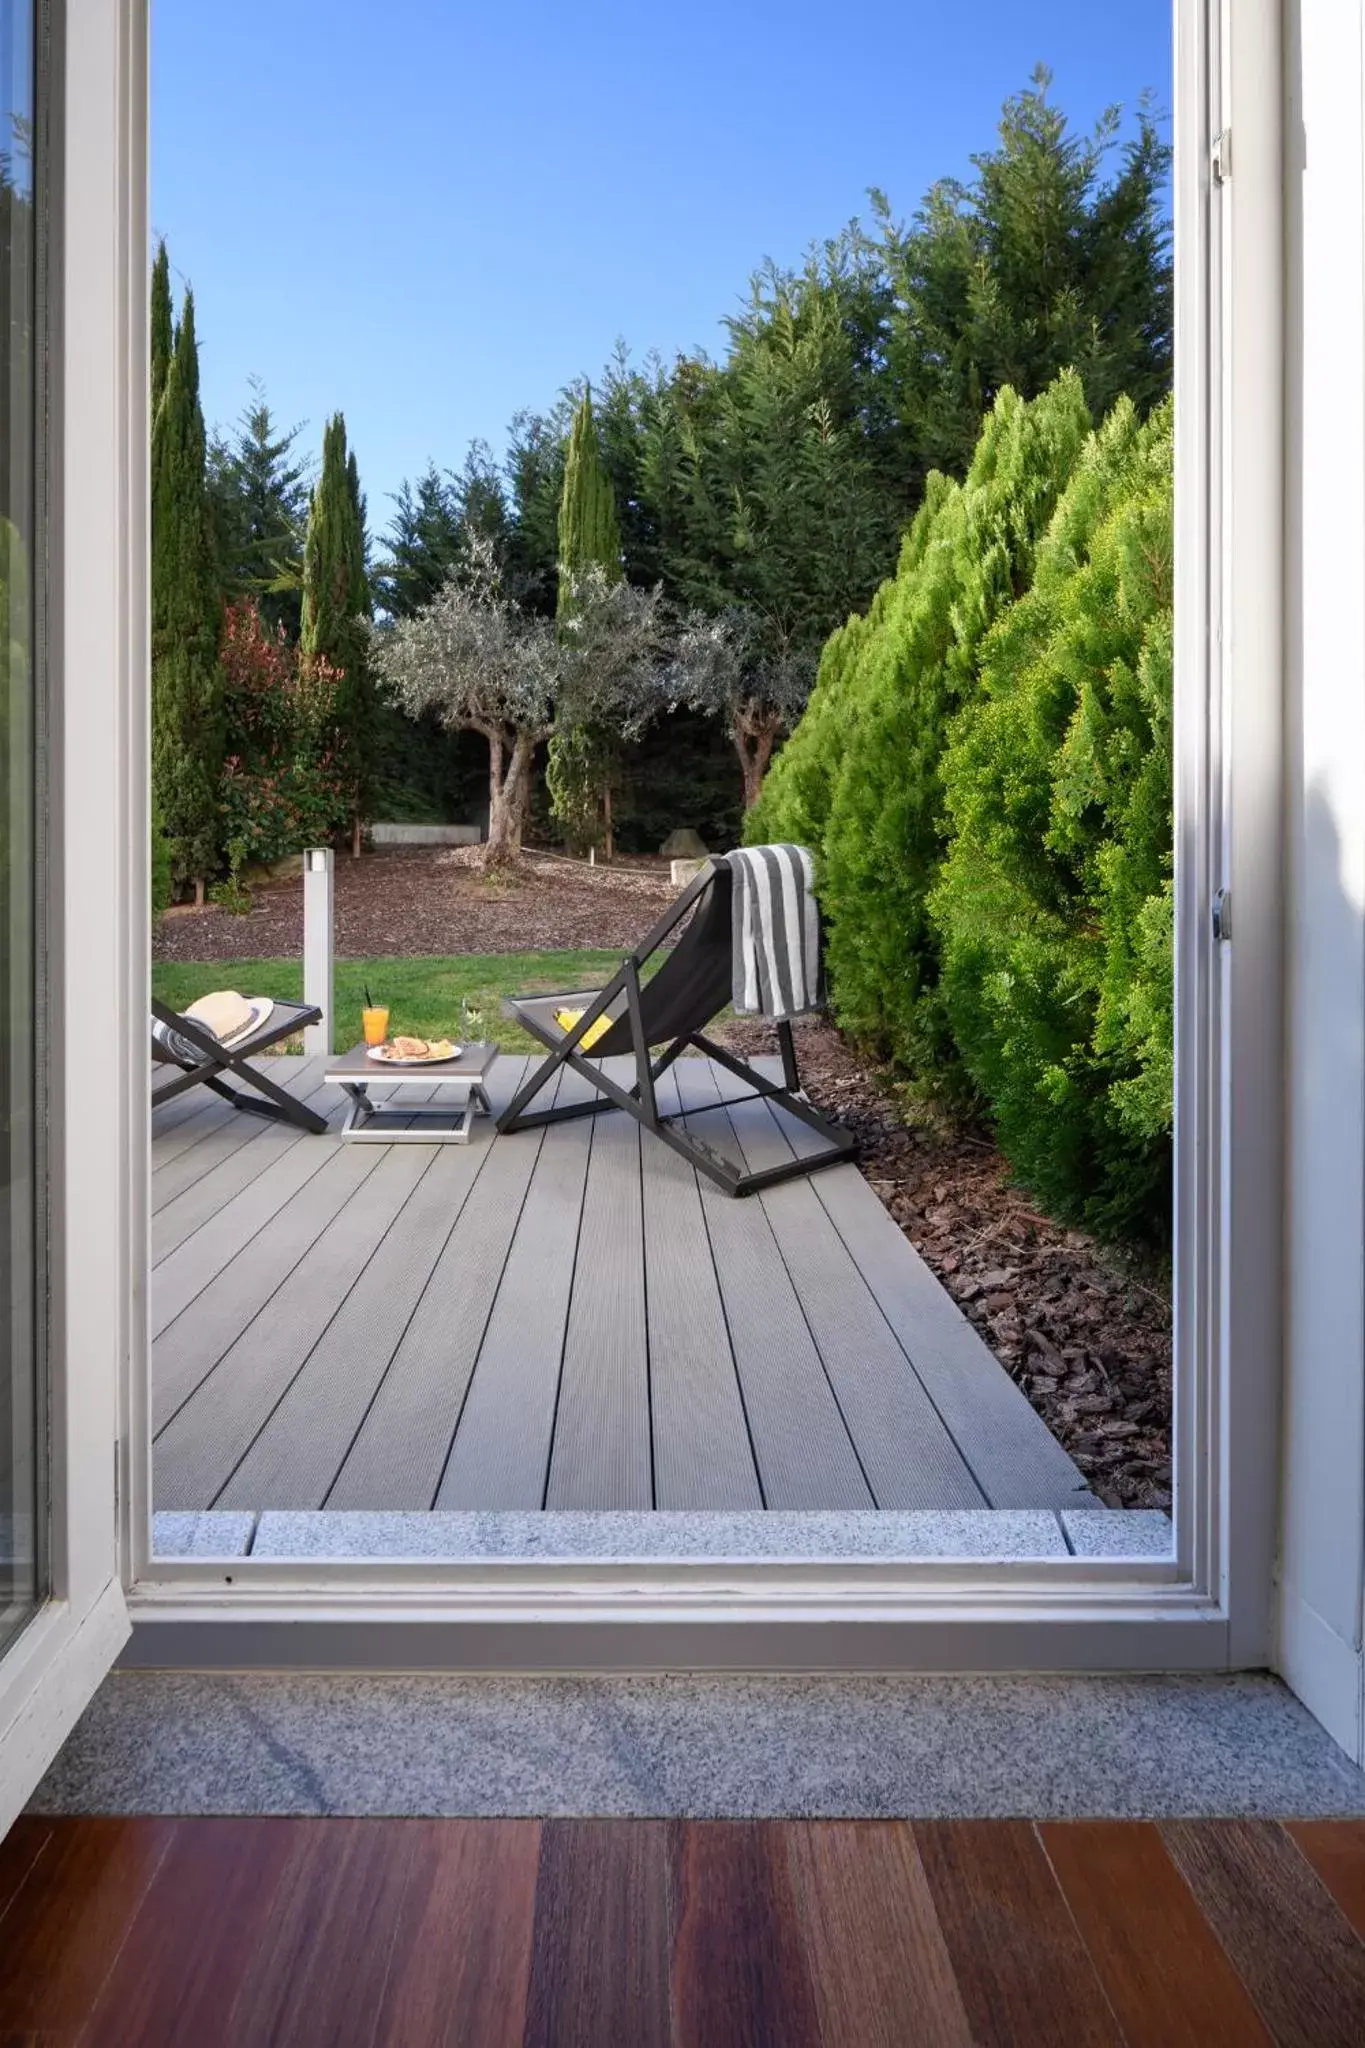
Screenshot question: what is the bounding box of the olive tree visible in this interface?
[678,607,818,812]
[370,534,557,863]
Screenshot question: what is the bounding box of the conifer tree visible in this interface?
[205,378,310,639]
[150,287,222,901]
[550,389,626,853]
[301,413,371,856]
[150,239,173,418]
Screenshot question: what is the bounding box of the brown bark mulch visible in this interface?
[714,1015,1173,1513]
[154,845,679,963]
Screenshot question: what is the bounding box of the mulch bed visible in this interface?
[158,845,1172,1510]
[154,845,679,963]
[715,1016,1173,1513]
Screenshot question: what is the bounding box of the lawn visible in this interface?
[152,948,627,1053]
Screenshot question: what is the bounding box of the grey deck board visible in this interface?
[721,1092,986,1510]
[545,1061,651,1510]
[642,1067,763,1510]
[216,1140,497,1510]
[434,1066,597,1510]
[155,1144,438,1509]
[151,1053,1090,1517]
[672,1059,874,1510]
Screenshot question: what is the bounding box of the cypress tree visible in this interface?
[150,239,173,418]
[151,287,222,901]
[556,388,621,614]
[550,389,623,853]
[301,412,371,856]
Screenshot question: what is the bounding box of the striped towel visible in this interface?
[151,1012,214,1066]
[728,844,824,1021]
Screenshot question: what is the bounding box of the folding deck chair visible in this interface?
[151,996,328,1133]
[497,855,855,1196]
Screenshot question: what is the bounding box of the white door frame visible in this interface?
[0,0,139,1836]
[104,0,1285,1674]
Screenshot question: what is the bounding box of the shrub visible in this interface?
[218,601,349,864]
[151,795,173,915]
[812,374,1093,1080]
[931,396,1174,1240]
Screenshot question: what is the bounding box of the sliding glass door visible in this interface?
[0,0,43,1660]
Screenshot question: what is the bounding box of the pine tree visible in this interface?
[151,287,222,900]
[551,389,625,853]
[150,239,173,418]
[301,413,371,856]
[205,377,310,638]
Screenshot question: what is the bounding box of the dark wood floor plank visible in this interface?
[784,1821,972,2047]
[1287,1820,1365,1941]
[522,1820,672,2048]
[914,1819,1122,2047]
[0,1818,51,1925]
[373,1819,541,2048]
[1162,1819,1365,2048]
[223,1817,420,2047]
[0,1818,175,2036]
[1041,1821,1272,2046]
[78,1817,300,2047]
[671,1822,821,2048]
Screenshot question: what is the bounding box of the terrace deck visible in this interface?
[150,1054,1092,1516]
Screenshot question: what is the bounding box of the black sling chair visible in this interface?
[497,855,855,1196]
[152,996,328,1133]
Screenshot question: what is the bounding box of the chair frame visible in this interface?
[151,997,328,1133]
[498,860,856,1196]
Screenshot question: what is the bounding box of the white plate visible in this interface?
[366,1042,464,1067]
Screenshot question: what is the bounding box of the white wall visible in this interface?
[1278,0,1365,1760]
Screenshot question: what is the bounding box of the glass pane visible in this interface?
[0,0,41,1657]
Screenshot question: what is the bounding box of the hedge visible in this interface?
[751,376,1173,1244]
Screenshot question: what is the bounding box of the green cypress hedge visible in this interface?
[751,376,1173,1245]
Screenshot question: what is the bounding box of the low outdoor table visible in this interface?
[325,1041,500,1143]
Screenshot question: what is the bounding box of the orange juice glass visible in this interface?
[362,1005,390,1047]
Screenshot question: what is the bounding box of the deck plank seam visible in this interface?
[152,1098,344,1279]
[150,1062,334,1212]
[671,1070,769,1511]
[635,1095,657,1512]
[706,1078,883,1509]
[201,1146,451,1508]
[421,1122,553,1511]
[537,1091,602,1513]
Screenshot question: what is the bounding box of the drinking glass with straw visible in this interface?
[362,983,389,1048]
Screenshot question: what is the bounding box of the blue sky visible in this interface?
[152,0,1170,532]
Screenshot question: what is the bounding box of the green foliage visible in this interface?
[301,413,373,839]
[206,377,310,640]
[151,286,223,892]
[556,388,622,611]
[931,397,1174,1240]
[817,374,1092,1078]
[872,66,1172,484]
[217,600,349,864]
[150,240,173,417]
[151,794,173,917]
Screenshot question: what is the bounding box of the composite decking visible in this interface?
[150,1053,1092,1515]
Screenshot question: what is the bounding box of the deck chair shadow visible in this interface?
[498,856,855,1196]
[151,996,328,1133]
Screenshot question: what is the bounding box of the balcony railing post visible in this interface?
[303,848,334,1055]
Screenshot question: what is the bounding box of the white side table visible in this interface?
[324,1041,499,1143]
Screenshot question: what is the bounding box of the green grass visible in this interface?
[152,949,627,1054]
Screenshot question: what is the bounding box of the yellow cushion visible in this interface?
[554,1006,612,1050]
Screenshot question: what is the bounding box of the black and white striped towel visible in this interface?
[728,844,824,1020]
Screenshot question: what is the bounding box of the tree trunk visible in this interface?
[351,813,362,859]
[483,728,535,868]
[602,780,613,862]
[736,719,777,812]
[193,876,205,909]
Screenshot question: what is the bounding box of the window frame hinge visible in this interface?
[1211,128,1231,185]
[1212,888,1232,943]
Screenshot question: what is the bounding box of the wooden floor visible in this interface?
[3,1813,1365,2043]
[151,1053,1089,1515]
